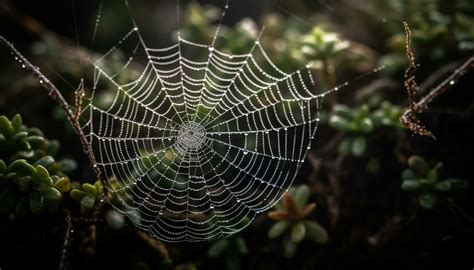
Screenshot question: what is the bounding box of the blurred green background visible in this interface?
[0,0,473,269]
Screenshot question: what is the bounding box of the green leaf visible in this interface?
[304,221,328,244]
[18,140,32,151]
[351,136,367,156]
[408,156,429,176]
[44,187,62,201]
[32,165,53,187]
[7,159,36,176]
[291,223,306,243]
[82,183,98,195]
[329,115,350,132]
[12,131,28,142]
[26,127,44,137]
[445,179,469,190]
[70,189,89,201]
[59,159,77,173]
[25,136,45,148]
[401,169,416,181]
[47,140,60,156]
[427,169,438,183]
[434,181,451,192]
[294,185,310,207]
[0,159,6,173]
[0,116,15,138]
[94,181,104,195]
[80,195,96,209]
[284,239,298,258]
[11,114,22,133]
[106,210,125,230]
[268,221,289,239]
[418,193,437,209]
[208,239,229,258]
[53,177,71,193]
[333,105,353,120]
[33,156,56,169]
[359,118,374,133]
[30,193,45,215]
[355,104,370,120]
[401,180,421,191]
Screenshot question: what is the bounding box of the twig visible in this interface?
[400,22,474,138]
[59,209,73,270]
[0,36,103,184]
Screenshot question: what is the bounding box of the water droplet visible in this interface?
[209,47,214,52]
[243,151,248,155]
[159,210,163,215]
[450,80,456,85]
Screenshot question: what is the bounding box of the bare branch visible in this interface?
[59,209,73,270]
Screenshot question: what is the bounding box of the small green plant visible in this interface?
[267,185,328,258]
[0,114,74,217]
[401,156,469,209]
[371,102,405,130]
[329,104,374,156]
[70,180,104,214]
[301,27,349,62]
[330,102,405,156]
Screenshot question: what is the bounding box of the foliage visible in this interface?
[0,114,74,217]
[329,102,404,156]
[70,180,104,214]
[401,156,469,209]
[267,185,328,258]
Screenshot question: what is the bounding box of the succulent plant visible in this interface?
[401,156,469,209]
[70,180,104,214]
[371,102,405,130]
[329,104,374,156]
[267,185,328,258]
[0,114,74,217]
[330,102,405,156]
[301,27,349,62]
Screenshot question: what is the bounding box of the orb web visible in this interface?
[79,0,349,242]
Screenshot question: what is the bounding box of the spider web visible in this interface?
[79,0,359,242]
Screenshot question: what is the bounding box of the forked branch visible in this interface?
[0,36,103,183]
[400,22,474,138]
